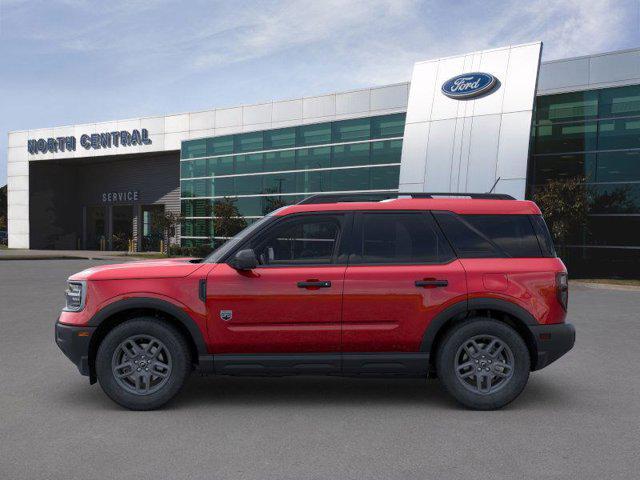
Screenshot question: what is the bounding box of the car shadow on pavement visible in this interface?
[56,372,572,412]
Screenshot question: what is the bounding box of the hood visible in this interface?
[69,258,205,281]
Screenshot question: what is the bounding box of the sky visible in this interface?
[1,0,639,186]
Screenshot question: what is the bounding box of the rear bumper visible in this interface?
[55,320,96,377]
[530,322,575,370]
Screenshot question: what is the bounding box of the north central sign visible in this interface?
[441,72,497,99]
[27,128,152,155]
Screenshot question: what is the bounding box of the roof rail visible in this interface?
[297,192,514,205]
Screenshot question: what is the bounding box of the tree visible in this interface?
[532,177,589,256]
[213,197,247,245]
[151,210,183,255]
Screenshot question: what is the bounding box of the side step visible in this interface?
[197,352,429,378]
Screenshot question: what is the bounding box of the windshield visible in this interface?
[203,215,274,263]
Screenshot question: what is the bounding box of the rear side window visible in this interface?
[434,212,544,258]
[530,215,557,257]
[355,212,454,264]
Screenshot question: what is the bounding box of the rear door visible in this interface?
[341,211,467,353]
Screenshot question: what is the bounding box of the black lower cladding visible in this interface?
[201,352,430,377]
[530,322,576,370]
[55,321,96,376]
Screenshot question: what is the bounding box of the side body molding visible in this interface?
[419,297,538,353]
[88,297,208,355]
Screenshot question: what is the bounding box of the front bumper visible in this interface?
[55,320,96,377]
[530,322,576,370]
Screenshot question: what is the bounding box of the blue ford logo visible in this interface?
[441,72,497,99]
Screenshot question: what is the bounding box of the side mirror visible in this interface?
[228,248,258,271]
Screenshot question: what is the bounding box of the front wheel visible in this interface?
[95,318,191,410]
[436,319,530,410]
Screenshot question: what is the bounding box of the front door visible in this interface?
[341,211,467,352]
[206,213,348,354]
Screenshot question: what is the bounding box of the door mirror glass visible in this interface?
[228,248,258,270]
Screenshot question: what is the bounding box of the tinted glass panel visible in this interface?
[209,156,234,176]
[535,91,598,123]
[264,150,295,171]
[462,215,542,257]
[297,124,331,146]
[529,153,596,184]
[434,212,501,258]
[599,84,640,118]
[359,213,453,264]
[371,113,406,138]
[252,216,341,265]
[598,118,640,150]
[534,122,598,154]
[332,118,370,142]
[206,136,233,156]
[530,215,556,257]
[595,150,640,182]
[235,154,264,174]
[371,139,402,164]
[370,165,400,190]
[182,139,206,159]
[332,143,370,167]
[234,132,263,153]
[296,146,331,170]
[264,128,296,149]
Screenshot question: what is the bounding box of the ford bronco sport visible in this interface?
[55,192,575,410]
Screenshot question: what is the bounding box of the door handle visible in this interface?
[297,280,332,289]
[415,279,448,288]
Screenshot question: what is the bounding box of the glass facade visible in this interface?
[528,84,640,277]
[180,113,405,246]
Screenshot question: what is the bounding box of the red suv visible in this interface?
[55,193,575,410]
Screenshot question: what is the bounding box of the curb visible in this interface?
[571,281,640,292]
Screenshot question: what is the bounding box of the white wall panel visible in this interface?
[164,114,190,133]
[398,122,430,187]
[370,84,408,111]
[8,131,28,147]
[303,95,336,118]
[215,107,243,128]
[188,111,215,131]
[400,42,541,199]
[140,116,165,134]
[589,50,640,85]
[243,103,272,125]
[464,114,502,192]
[336,90,370,115]
[272,99,303,122]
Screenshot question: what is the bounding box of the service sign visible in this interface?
[27,129,152,155]
[441,72,497,99]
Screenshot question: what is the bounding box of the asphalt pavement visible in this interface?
[1,259,639,480]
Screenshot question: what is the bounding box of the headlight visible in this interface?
[64,281,86,312]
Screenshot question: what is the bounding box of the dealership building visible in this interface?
[6,43,640,276]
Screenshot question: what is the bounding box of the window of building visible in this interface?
[357,212,453,264]
[332,118,370,142]
[264,128,296,149]
[371,113,406,138]
[297,123,332,146]
[206,136,234,156]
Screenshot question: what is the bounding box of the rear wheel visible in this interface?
[96,318,191,410]
[436,319,530,410]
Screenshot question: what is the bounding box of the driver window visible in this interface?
[252,216,341,266]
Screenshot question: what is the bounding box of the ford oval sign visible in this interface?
[441,72,497,99]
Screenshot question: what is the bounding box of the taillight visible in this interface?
[556,272,568,311]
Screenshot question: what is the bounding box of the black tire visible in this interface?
[96,317,191,410]
[436,318,530,410]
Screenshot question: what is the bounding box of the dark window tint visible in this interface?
[435,213,544,258]
[433,212,500,258]
[252,216,341,265]
[530,215,557,257]
[461,215,542,257]
[358,213,453,264]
